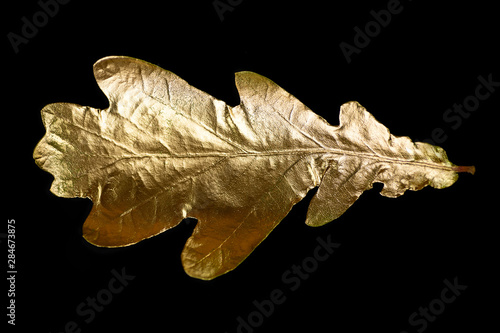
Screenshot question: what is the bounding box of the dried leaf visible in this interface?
[33,56,474,280]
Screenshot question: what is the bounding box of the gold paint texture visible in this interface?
[33,56,474,280]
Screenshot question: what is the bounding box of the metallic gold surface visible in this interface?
[33,56,474,280]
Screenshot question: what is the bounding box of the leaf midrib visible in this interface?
[114,148,456,172]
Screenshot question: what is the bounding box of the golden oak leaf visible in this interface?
[33,56,474,280]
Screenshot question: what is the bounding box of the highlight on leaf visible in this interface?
[33,56,474,280]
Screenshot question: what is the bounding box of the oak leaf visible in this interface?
[33,56,474,280]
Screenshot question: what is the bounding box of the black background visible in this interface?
[4,0,498,332]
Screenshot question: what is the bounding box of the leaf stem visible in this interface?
[453,165,476,175]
